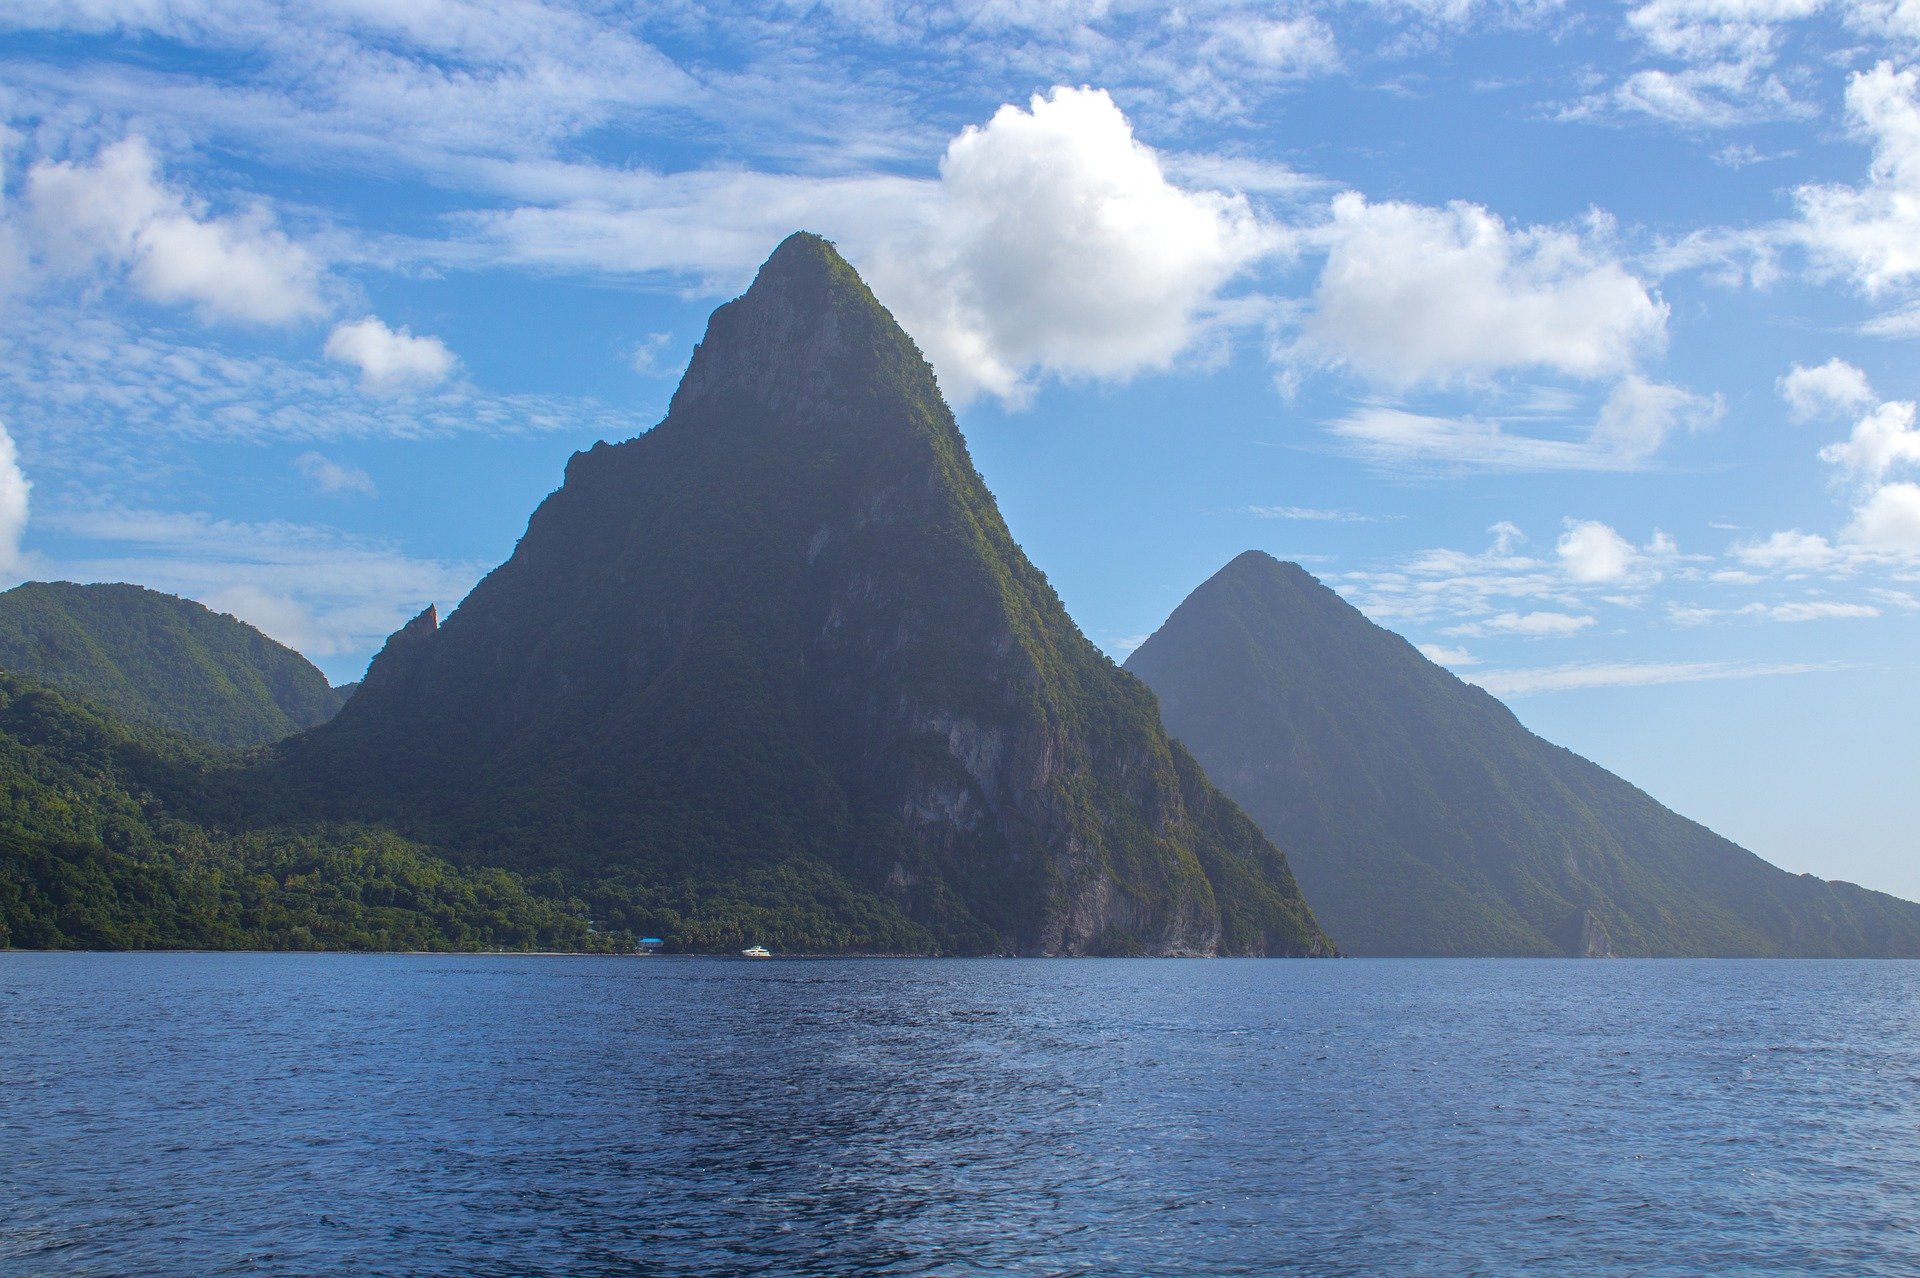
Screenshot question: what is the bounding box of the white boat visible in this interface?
[741,945,771,959]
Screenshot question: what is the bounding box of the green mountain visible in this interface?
[1124,551,1920,957]
[0,670,599,952]
[0,581,354,747]
[280,234,1330,957]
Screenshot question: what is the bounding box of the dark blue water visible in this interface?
[4,956,1918,1276]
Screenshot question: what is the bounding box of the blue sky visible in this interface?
[2,0,1918,896]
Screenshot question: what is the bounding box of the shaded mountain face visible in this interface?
[0,582,353,748]
[285,234,1329,957]
[1125,551,1920,957]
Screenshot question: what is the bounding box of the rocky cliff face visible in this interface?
[286,235,1330,956]
[1126,550,1920,958]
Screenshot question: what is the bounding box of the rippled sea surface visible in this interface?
[5,956,1920,1276]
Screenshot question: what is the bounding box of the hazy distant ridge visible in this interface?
[1126,552,1920,957]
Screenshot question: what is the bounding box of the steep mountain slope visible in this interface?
[0,582,353,747]
[282,234,1330,957]
[1125,551,1920,957]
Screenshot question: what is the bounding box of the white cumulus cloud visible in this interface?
[1744,360,1920,563]
[1585,0,1823,127]
[22,137,326,326]
[1820,398,1920,481]
[1603,63,1808,128]
[0,423,29,576]
[865,87,1272,405]
[1849,0,1920,41]
[460,87,1277,407]
[1589,375,1720,458]
[1557,519,1638,582]
[324,317,458,393]
[1779,358,1876,422]
[1795,62,1920,295]
[1845,481,1920,552]
[1291,194,1668,386]
[1734,528,1841,569]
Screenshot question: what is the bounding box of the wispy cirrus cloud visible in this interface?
[0,310,645,460]
[1469,657,1848,697]
[1669,598,1882,624]
[1573,0,1825,128]
[38,505,483,669]
[1246,504,1386,522]
[0,0,700,170]
[1443,609,1596,638]
[295,451,377,498]
[1334,514,1894,658]
[1324,377,1720,473]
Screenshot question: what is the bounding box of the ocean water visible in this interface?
[3,955,1918,1276]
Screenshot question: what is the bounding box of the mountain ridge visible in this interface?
[279,233,1331,957]
[0,581,353,748]
[1125,550,1920,957]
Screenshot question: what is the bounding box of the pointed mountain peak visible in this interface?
[1181,551,1360,630]
[668,230,939,423]
[1131,549,1920,958]
[1220,549,1319,583]
[357,603,438,696]
[290,240,1329,957]
[401,603,438,638]
[753,231,861,295]
[1217,549,1306,583]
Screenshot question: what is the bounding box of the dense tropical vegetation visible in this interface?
[0,581,354,747]
[0,671,610,951]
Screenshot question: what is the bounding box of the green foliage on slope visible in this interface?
[0,581,353,747]
[0,671,600,952]
[1125,551,1920,957]
[0,662,963,954]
